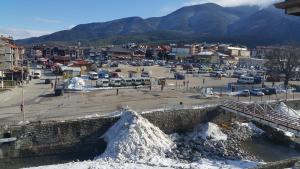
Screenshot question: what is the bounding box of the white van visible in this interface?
[121,78,133,86]
[237,76,254,84]
[96,79,109,87]
[132,78,142,86]
[109,78,121,87]
[33,70,42,79]
[141,77,151,85]
[89,71,99,80]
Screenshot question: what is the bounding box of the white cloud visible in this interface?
[0,27,53,39]
[161,6,177,15]
[34,17,61,24]
[185,0,281,8]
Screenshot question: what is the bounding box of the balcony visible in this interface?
[275,0,300,16]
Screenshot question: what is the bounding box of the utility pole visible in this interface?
[21,54,25,122]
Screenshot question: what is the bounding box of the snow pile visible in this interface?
[240,122,264,135]
[192,122,227,141]
[66,77,85,90]
[275,102,300,118]
[95,110,174,162]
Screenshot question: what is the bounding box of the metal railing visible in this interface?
[221,100,300,132]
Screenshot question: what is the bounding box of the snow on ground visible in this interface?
[191,122,228,141]
[275,128,295,138]
[25,111,258,169]
[240,122,264,135]
[275,102,300,118]
[26,157,258,169]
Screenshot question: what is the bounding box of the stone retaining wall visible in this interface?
[253,157,300,169]
[0,106,225,159]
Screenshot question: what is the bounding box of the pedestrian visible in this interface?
[187,80,189,88]
[272,81,275,87]
[20,104,23,113]
[116,88,119,95]
[183,81,186,87]
[203,78,205,85]
[51,82,54,89]
[149,85,152,91]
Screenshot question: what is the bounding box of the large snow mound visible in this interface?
[95,110,174,162]
[192,122,227,141]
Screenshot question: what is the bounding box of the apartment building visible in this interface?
[0,36,24,71]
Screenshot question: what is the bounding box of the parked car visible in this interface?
[174,73,185,80]
[96,79,110,87]
[109,72,119,78]
[109,78,121,87]
[237,76,254,84]
[237,90,250,97]
[121,78,133,86]
[132,78,142,86]
[109,62,118,67]
[45,79,51,84]
[250,89,265,96]
[182,64,193,70]
[262,88,277,95]
[33,70,41,79]
[141,72,150,77]
[88,71,99,80]
[115,69,122,72]
[141,77,151,85]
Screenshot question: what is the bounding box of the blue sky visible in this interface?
[0,0,278,39]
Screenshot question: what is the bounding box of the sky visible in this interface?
[0,0,279,39]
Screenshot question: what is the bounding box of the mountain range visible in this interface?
[17,3,300,47]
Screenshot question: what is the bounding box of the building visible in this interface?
[192,51,220,64]
[275,0,300,16]
[251,46,287,59]
[106,46,145,60]
[238,58,267,68]
[0,35,24,71]
[170,44,202,58]
[218,45,250,59]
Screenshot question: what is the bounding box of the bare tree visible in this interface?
[265,46,300,86]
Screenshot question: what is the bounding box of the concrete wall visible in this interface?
[0,106,225,159]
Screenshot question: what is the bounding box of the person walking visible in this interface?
[116,88,119,95]
[20,104,23,113]
[187,80,189,89]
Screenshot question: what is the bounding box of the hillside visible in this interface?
[16,3,300,46]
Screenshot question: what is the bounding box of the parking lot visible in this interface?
[0,64,299,125]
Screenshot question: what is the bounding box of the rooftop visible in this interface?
[275,0,300,16]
